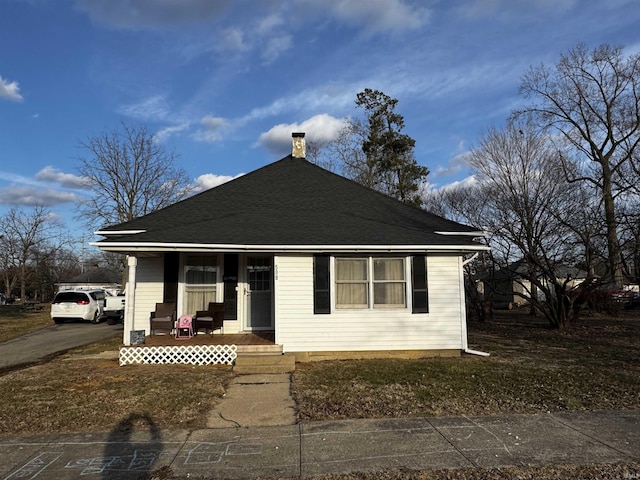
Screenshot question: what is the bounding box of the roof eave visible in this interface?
[94,229,147,236]
[89,241,490,254]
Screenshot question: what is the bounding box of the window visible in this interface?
[336,258,369,308]
[373,258,406,307]
[184,256,218,313]
[335,257,406,309]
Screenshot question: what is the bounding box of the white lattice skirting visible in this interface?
[119,344,238,366]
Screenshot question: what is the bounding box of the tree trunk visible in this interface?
[601,160,625,287]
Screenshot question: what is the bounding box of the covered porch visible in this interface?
[118,331,286,368]
[143,331,278,352]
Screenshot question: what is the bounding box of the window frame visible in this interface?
[333,256,409,310]
[182,255,220,313]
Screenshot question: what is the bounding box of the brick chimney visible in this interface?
[292,132,306,159]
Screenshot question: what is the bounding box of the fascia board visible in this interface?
[89,241,490,253]
[94,230,147,235]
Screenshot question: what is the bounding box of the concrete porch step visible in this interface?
[236,344,283,354]
[234,352,296,374]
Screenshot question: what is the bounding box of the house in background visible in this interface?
[92,133,488,361]
[56,267,122,296]
[486,260,588,309]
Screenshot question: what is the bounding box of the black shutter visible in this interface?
[223,254,238,320]
[412,255,429,313]
[163,252,179,303]
[313,255,331,314]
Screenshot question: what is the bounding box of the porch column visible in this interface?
[123,255,137,346]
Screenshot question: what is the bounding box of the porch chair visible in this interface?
[149,302,176,335]
[175,315,194,339]
[194,302,224,335]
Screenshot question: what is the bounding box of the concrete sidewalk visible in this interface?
[0,374,638,479]
[0,410,638,479]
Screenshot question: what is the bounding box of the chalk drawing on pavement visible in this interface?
[3,452,62,480]
[184,441,263,465]
[64,450,161,476]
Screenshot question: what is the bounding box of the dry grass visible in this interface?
[0,304,52,342]
[2,308,640,479]
[291,309,640,421]
[0,336,234,435]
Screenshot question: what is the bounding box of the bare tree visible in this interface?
[32,246,82,302]
[516,43,640,287]
[0,206,65,302]
[466,120,597,328]
[77,122,192,229]
[423,181,497,321]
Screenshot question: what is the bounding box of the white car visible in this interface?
[51,289,106,324]
[104,291,126,324]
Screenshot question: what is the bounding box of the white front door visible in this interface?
[245,256,273,330]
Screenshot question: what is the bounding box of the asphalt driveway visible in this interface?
[0,321,123,371]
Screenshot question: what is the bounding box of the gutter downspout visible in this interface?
[460,252,490,357]
[462,252,479,267]
[464,348,490,356]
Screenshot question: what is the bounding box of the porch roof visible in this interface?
[93,156,486,252]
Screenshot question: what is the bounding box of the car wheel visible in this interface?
[53,317,64,324]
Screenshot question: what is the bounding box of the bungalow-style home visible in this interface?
[92,133,488,363]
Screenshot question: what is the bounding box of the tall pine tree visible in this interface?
[355,88,428,206]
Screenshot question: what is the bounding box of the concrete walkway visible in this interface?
[0,374,638,479]
[207,374,296,428]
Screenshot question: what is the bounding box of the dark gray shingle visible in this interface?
[96,156,482,248]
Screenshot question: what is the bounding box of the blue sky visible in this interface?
[1,0,639,245]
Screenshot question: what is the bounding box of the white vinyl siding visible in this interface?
[132,256,165,334]
[275,254,465,352]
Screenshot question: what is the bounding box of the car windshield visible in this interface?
[53,292,89,303]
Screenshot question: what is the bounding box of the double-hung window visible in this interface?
[373,258,406,307]
[335,257,406,309]
[184,255,218,313]
[336,258,369,308]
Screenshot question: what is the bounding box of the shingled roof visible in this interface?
[95,155,485,252]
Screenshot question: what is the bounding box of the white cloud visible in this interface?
[35,166,92,189]
[191,173,244,194]
[262,34,292,64]
[212,11,291,63]
[433,150,471,179]
[456,0,577,21]
[0,74,23,102]
[154,123,190,143]
[216,27,248,53]
[75,0,234,30]
[256,13,285,36]
[0,170,39,186]
[118,95,172,121]
[425,174,479,195]
[257,114,350,154]
[300,0,431,34]
[192,116,229,143]
[240,86,354,125]
[0,186,82,207]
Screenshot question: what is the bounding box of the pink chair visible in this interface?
[175,315,193,339]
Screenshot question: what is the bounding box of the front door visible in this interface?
[246,256,273,330]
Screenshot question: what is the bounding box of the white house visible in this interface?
[92,133,488,362]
